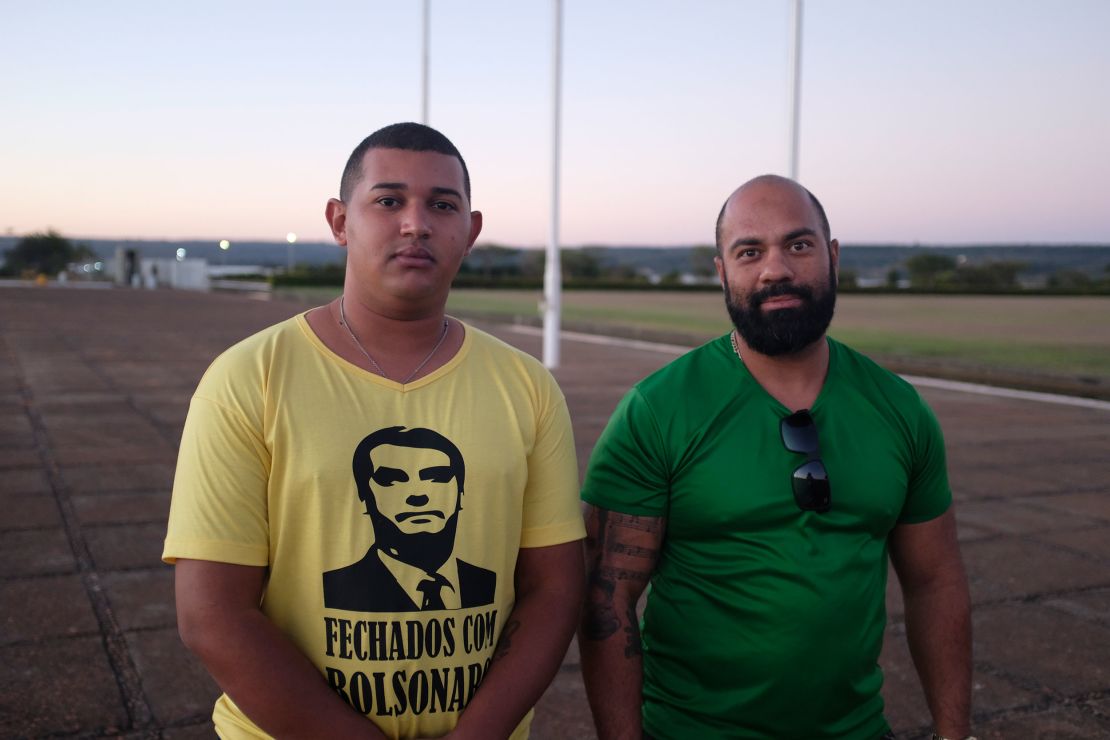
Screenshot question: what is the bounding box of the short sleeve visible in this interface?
[162,389,272,566]
[897,398,952,524]
[518,382,586,548]
[580,387,671,516]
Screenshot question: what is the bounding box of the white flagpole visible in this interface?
[421,0,430,123]
[543,0,563,368]
[787,0,803,180]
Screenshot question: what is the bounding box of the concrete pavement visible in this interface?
[1,286,1108,738]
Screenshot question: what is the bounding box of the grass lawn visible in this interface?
[276,287,1110,390]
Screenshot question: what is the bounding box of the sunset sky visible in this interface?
[3,0,1108,248]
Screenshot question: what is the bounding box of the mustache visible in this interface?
[395,510,447,522]
[750,283,815,307]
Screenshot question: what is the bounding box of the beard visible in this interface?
[725,272,837,357]
[370,509,460,574]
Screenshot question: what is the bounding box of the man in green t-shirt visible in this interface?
[579,175,974,740]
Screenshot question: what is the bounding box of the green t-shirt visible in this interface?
[581,335,951,740]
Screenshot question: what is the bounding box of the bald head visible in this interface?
[715,175,831,253]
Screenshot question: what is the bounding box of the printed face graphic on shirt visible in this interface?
[367,444,460,535]
[322,426,497,613]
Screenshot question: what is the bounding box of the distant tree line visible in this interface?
[6,232,1108,294]
[0,231,96,277]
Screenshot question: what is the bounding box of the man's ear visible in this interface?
[829,237,840,280]
[464,211,483,256]
[325,198,348,247]
[714,255,726,288]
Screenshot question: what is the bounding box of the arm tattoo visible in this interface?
[624,603,642,657]
[607,541,657,558]
[491,619,520,664]
[583,509,622,640]
[608,511,664,533]
[582,507,665,647]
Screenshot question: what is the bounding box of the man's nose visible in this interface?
[759,247,795,284]
[406,493,429,506]
[400,204,432,239]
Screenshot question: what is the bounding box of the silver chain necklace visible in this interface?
[338,295,450,384]
[730,330,744,363]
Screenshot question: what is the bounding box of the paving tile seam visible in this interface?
[0,567,79,580]
[973,583,1110,609]
[970,701,1093,730]
[970,660,1065,701]
[887,586,1110,629]
[1069,689,1110,718]
[1036,606,1110,631]
[24,726,156,740]
[895,724,935,739]
[82,521,172,534]
[0,629,105,649]
[0,522,74,534]
[955,484,1103,500]
[956,523,1109,541]
[119,619,179,634]
[970,691,1110,729]
[159,715,213,732]
[1009,500,1110,517]
[1023,532,1110,565]
[1026,536,1110,568]
[960,531,1110,564]
[981,484,1110,499]
[55,333,183,453]
[74,520,171,531]
[14,355,156,732]
[100,564,171,576]
[0,465,44,475]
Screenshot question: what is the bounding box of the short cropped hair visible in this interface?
[339,122,471,203]
[714,179,831,252]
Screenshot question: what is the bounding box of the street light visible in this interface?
[286,232,297,272]
[219,239,230,265]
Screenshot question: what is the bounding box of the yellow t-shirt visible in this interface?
[163,314,584,739]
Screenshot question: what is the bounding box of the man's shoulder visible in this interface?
[828,338,935,422]
[194,314,306,395]
[830,337,919,396]
[461,322,559,386]
[215,313,305,362]
[464,322,541,363]
[633,334,731,399]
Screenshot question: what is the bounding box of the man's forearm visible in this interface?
[891,511,973,738]
[903,575,972,737]
[175,559,385,740]
[578,507,665,740]
[579,598,645,740]
[449,541,584,740]
[186,607,387,739]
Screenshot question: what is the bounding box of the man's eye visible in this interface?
[790,241,810,251]
[372,468,408,486]
[377,197,400,207]
[431,201,457,211]
[739,249,760,260]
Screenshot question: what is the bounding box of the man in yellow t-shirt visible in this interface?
[163,122,585,740]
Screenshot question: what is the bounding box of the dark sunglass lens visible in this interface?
[792,460,830,512]
[781,411,819,454]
